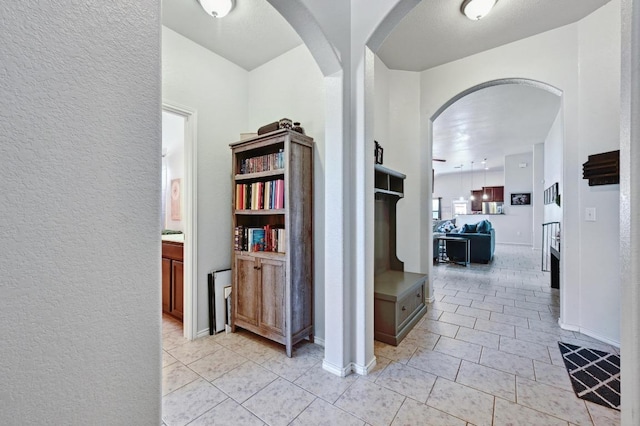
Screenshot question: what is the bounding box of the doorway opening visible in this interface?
[162,104,198,340]
[430,78,564,319]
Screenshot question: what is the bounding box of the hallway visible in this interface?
[162,244,620,425]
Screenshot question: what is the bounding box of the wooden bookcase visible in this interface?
[229,129,314,357]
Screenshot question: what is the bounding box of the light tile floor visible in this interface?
[162,244,620,426]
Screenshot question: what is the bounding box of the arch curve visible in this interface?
[266,0,341,76]
[432,78,563,122]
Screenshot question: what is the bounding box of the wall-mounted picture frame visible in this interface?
[374,141,384,165]
[511,192,531,205]
[544,182,559,206]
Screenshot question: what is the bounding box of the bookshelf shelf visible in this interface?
[374,188,404,198]
[234,169,284,181]
[230,129,314,357]
[233,251,286,259]
[234,209,286,215]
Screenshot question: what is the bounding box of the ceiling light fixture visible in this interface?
[198,0,235,18]
[461,0,497,21]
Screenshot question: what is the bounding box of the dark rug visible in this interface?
[558,342,620,410]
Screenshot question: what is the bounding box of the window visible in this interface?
[432,198,442,220]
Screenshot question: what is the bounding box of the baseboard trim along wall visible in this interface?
[559,320,621,348]
[352,357,377,376]
[322,359,353,377]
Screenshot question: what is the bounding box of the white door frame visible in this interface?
[163,101,198,341]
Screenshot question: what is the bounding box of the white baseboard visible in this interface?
[353,356,377,376]
[196,328,211,339]
[322,360,353,377]
[313,336,325,347]
[559,320,621,348]
[558,319,579,332]
[427,296,436,303]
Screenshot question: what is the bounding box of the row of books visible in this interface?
[240,150,284,174]
[234,225,286,253]
[235,180,284,210]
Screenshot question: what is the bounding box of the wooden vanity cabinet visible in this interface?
[162,240,184,321]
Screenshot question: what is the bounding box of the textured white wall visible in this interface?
[374,55,391,155]
[619,1,640,422]
[503,152,534,246]
[543,111,564,224]
[247,44,327,341]
[0,1,161,424]
[162,27,248,335]
[576,1,621,343]
[532,143,545,249]
[162,111,185,231]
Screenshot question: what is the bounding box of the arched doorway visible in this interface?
[430,78,564,316]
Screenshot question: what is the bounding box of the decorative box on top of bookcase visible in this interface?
[230,129,314,357]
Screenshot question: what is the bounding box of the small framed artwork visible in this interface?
[171,178,182,220]
[511,193,531,205]
[374,141,384,165]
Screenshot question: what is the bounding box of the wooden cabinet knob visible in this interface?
[401,306,406,311]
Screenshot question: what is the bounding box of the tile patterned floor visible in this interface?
[162,244,620,426]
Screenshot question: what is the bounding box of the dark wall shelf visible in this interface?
[582,150,619,186]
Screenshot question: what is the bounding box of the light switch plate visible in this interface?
[585,207,596,222]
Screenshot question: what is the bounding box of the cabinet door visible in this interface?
[234,255,259,326]
[172,260,184,320]
[162,258,171,314]
[471,190,483,211]
[483,187,494,202]
[493,186,504,202]
[258,258,286,336]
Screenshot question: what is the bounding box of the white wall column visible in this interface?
[533,143,545,250]
[620,0,640,423]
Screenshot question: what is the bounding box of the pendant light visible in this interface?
[482,158,489,200]
[458,164,465,201]
[469,161,475,201]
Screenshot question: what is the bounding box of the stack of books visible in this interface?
[240,150,284,174]
[234,225,285,253]
[235,179,284,210]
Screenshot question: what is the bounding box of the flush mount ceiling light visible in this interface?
[198,0,235,18]
[461,0,497,21]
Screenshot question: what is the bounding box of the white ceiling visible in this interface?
[162,0,302,71]
[162,0,608,175]
[163,0,611,72]
[377,0,611,72]
[432,84,561,175]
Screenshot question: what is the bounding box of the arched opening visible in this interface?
[430,78,564,319]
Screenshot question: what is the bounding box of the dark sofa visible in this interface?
[444,220,495,264]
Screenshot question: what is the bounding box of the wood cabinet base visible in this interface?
[374,271,427,346]
[162,240,184,322]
